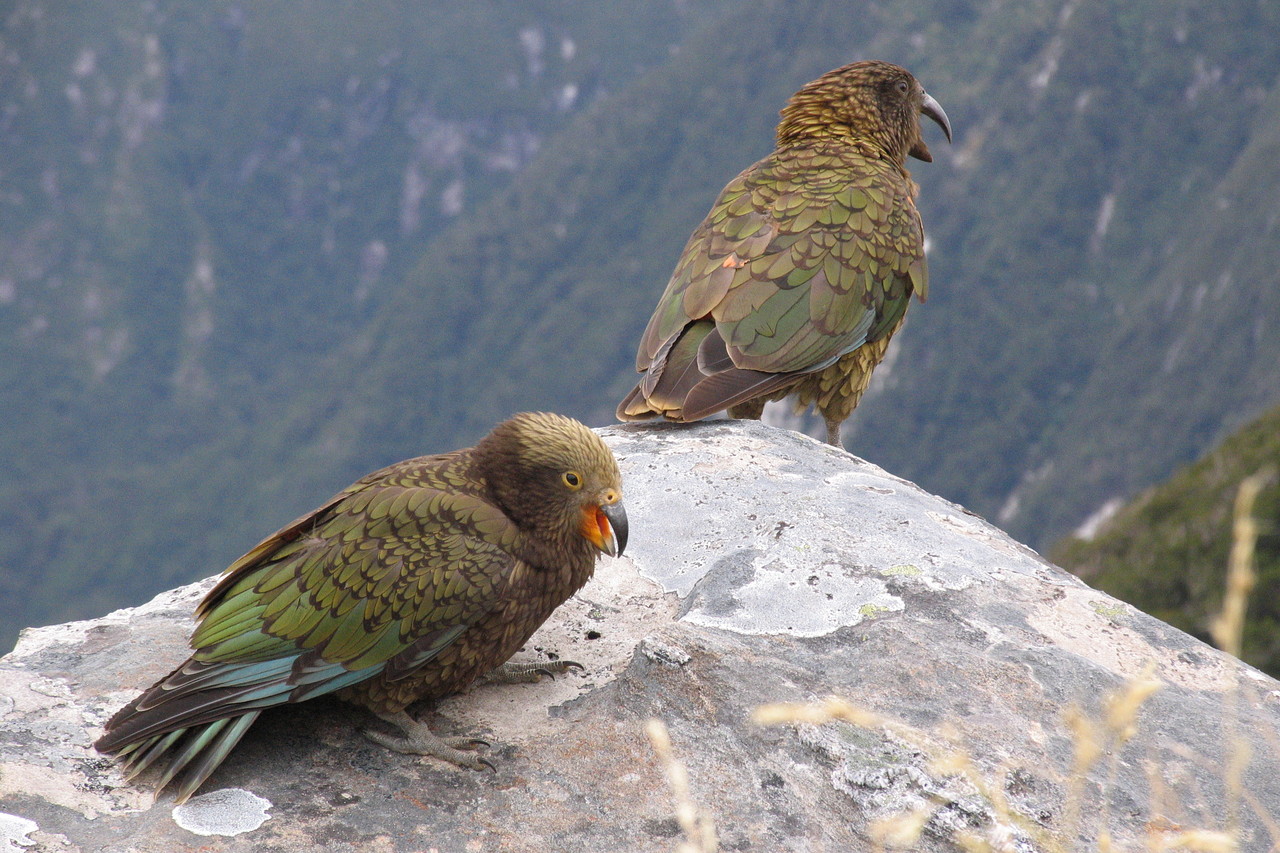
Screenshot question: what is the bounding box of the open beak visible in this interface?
[580,501,628,557]
[909,90,952,162]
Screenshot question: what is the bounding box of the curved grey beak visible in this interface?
[910,90,952,162]
[600,502,629,557]
[921,91,952,143]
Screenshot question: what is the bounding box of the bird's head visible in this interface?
[474,412,627,558]
[777,60,951,164]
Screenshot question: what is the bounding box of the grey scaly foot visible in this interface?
[363,710,495,772]
[481,659,584,684]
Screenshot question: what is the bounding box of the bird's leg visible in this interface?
[480,659,583,685]
[363,710,494,772]
[824,417,843,447]
[728,398,766,420]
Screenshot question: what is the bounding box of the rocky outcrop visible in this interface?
[3,421,1278,852]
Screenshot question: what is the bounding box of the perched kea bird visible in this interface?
[617,60,951,446]
[95,412,627,803]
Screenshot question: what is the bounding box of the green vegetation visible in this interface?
[1053,404,1280,676]
[0,0,735,645]
[3,0,1280,651]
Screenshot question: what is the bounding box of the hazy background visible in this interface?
[4,0,1279,651]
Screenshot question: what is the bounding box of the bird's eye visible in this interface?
[562,471,583,490]
[895,80,909,95]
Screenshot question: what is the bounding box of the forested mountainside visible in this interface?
[1053,403,1280,676]
[0,0,735,641]
[4,0,1279,649]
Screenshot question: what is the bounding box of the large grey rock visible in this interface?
[2,421,1278,852]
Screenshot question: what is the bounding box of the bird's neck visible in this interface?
[515,530,598,591]
[776,101,907,166]
[772,135,913,185]
[776,122,903,163]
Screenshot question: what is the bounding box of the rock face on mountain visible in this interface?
[3,421,1278,852]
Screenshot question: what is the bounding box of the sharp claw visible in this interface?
[534,667,555,681]
[561,660,584,672]
[479,757,497,773]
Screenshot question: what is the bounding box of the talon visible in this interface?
[482,659,581,684]
[369,710,499,771]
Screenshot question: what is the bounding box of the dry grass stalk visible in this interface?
[1146,829,1238,852]
[868,806,931,849]
[750,672,1255,852]
[1104,663,1163,746]
[1062,702,1104,842]
[1209,471,1269,658]
[1206,470,1270,837]
[644,718,718,853]
[757,697,1046,852]
[748,471,1278,850]
[752,695,887,730]
[1055,668,1164,852]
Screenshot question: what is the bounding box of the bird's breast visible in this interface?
[343,556,592,713]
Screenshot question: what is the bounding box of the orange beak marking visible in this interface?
[579,505,612,552]
[578,498,626,557]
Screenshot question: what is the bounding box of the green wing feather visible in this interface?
[192,458,520,674]
[635,141,925,380]
[96,451,523,801]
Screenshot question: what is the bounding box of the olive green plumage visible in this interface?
[617,60,952,446]
[95,412,627,802]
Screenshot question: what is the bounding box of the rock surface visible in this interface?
[3,421,1279,852]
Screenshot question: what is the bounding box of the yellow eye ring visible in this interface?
[562,471,583,490]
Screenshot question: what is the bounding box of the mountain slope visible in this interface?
[0,0,735,644]
[4,0,1280,651]
[1051,404,1280,676]
[998,74,1280,543]
[309,0,1280,541]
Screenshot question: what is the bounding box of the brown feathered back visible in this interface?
[616,60,951,446]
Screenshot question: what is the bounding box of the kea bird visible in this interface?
[617,60,951,446]
[95,412,627,802]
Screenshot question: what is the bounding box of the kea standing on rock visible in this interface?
[95,412,627,803]
[617,60,951,446]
